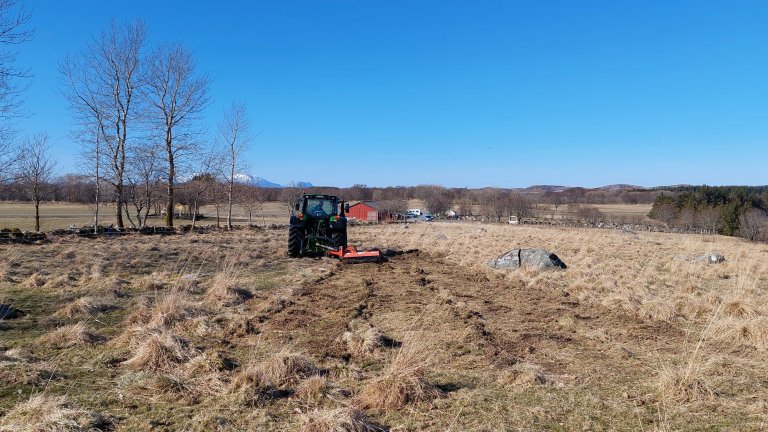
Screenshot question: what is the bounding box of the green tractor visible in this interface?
[288,194,349,257]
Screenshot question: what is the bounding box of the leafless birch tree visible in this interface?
[59,19,147,228]
[217,101,251,229]
[15,132,54,231]
[0,0,32,181]
[126,142,162,228]
[142,43,211,228]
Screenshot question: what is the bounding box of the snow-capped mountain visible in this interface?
[177,172,311,188]
[251,177,282,188]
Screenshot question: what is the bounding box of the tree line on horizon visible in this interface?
[649,185,768,241]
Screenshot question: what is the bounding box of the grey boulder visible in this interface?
[489,249,567,270]
[696,253,725,264]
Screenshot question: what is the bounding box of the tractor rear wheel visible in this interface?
[332,231,347,249]
[288,227,303,257]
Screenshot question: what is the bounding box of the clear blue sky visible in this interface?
[15,1,768,188]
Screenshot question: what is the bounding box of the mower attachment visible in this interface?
[327,246,382,263]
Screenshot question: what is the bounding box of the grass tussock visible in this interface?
[43,273,76,290]
[39,322,105,348]
[121,329,195,371]
[260,352,319,387]
[54,296,115,319]
[657,361,716,402]
[300,407,380,432]
[356,340,440,410]
[503,362,547,387]
[185,351,237,376]
[2,347,36,362]
[295,375,330,403]
[722,300,756,319]
[342,321,384,357]
[121,297,153,327]
[131,271,168,291]
[205,267,253,307]
[0,360,61,386]
[147,292,201,328]
[22,272,47,288]
[711,317,768,351]
[227,363,270,405]
[0,394,112,432]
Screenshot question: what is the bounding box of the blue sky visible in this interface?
[14,1,768,188]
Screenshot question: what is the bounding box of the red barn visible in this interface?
[347,201,395,222]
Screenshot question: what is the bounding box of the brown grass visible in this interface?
[131,271,169,291]
[205,262,253,306]
[53,296,115,319]
[342,321,384,357]
[121,329,195,371]
[300,407,380,432]
[227,362,270,405]
[356,339,440,410]
[21,272,47,288]
[3,221,768,430]
[295,375,330,403]
[147,292,201,328]
[38,322,105,348]
[502,361,547,387]
[0,394,112,432]
[260,351,319,387]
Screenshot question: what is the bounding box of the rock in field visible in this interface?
[696,252,725,264]
[489,249,567,270]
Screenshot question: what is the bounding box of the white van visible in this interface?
[407,209,422,216]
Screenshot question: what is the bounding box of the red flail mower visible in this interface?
[325,245,383,264]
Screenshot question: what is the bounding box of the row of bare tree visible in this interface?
[56,19,252,232]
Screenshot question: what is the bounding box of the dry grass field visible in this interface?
[0,202,290,231]
[1,222,767,430]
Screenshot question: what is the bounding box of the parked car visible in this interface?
[421,214,433,222]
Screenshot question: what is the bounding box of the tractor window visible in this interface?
[305,198,337,216]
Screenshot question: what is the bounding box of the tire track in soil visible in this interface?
[256,252,684,382]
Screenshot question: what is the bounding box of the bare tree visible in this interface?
[574,205,603,224]
[697,206,721,234]
[253,186,271,225]
[0,0,32,180]
[677,207,697,230]
[14,133,54,231]
[142,43,211,228]
[74,126,103,233]
[506,192,532,222]
[237,184,257,225]
[126,142,162,228]
[217,101,251,229]
[59,19,147,229]
[184,173,216,231]
[423,185,452,215]
[739,208,768,242]
[281,181,303,213]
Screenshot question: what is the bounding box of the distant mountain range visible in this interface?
[177,173,313,188]
[173,175,647,191]
[522,185,569,193]
[233,173,313,189]
[523,184,645,192]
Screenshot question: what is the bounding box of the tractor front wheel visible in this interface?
[288,227,303,257]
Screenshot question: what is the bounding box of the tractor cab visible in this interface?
[296,195,342,219]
